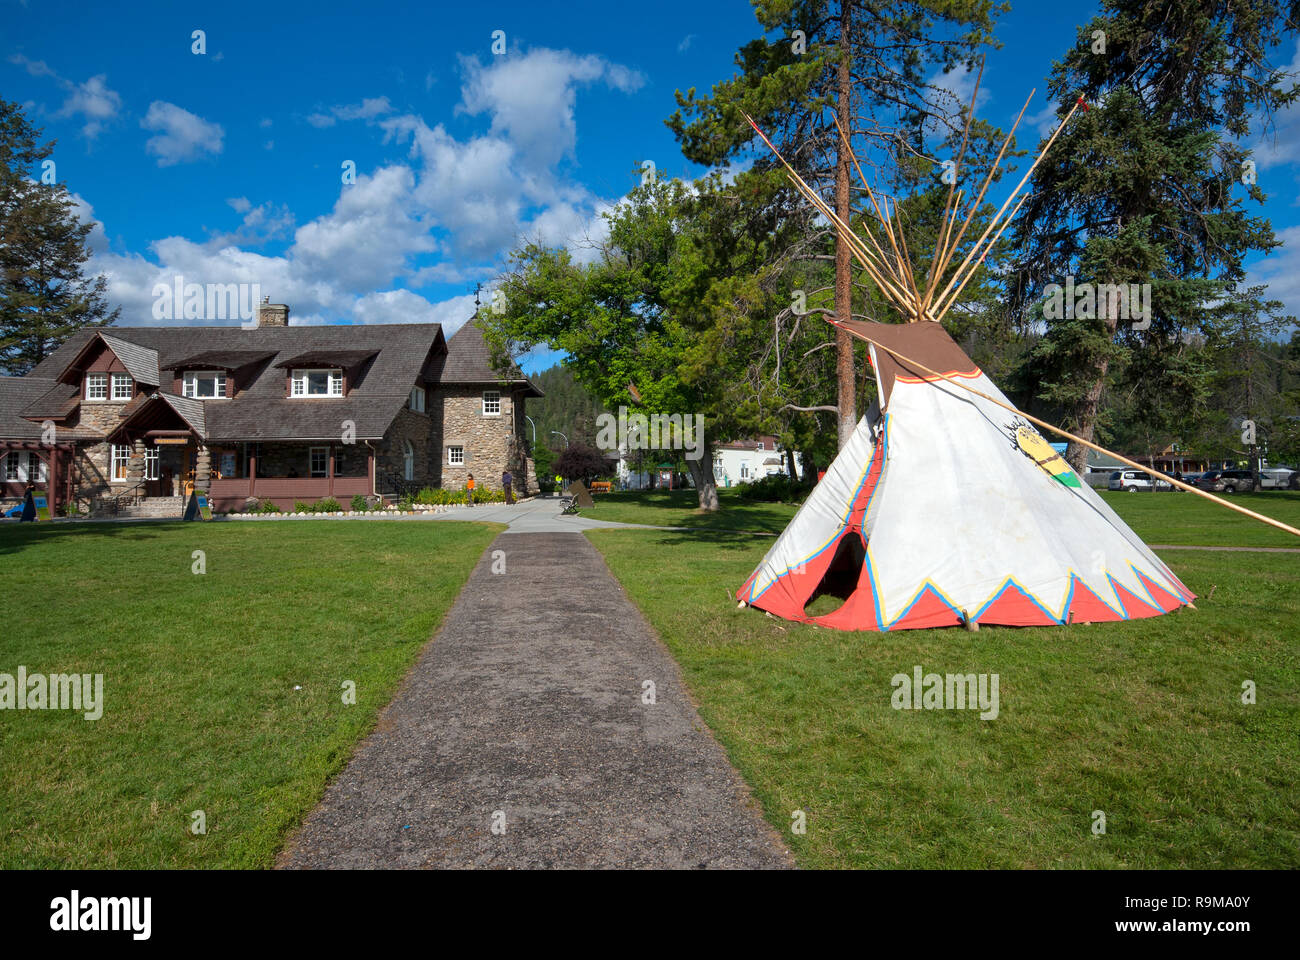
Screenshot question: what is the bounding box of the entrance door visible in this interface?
[143,445,165,497]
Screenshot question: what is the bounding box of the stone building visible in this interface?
[0,303,541,516]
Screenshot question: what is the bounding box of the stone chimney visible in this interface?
[257,298,290,327]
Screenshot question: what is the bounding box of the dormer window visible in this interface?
[111,374,134,400]
[409,386,426,413]
[183,370,227,399]
[291,369,343,397]
[85,373,108,401]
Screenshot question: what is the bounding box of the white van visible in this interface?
[1108,470,1162,492]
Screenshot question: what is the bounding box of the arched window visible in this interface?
[403,440,415,481]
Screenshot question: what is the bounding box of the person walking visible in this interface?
[466,472,475,508]
[502,468,514,505]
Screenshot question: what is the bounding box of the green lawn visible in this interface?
[588,493,1300,869]
[0,519,501,868]
[587,486,1300,547]
[588,487,798,532]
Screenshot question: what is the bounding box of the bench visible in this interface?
[589,481,612,494]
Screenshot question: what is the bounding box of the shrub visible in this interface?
[293,500,312,514]
[350,494,368,512]
[315,497,342,513]
[736,474,810,503]
[258,499,282,514]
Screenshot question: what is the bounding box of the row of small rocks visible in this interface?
[224,504,465,520]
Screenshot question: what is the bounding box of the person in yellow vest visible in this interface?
[466,472,475,507]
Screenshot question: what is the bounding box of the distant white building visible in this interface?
[610,435,801,489]
[713,436,801,488]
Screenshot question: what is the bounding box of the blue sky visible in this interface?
[6,0,1299,371]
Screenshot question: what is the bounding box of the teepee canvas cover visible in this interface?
[737,320,1194,630]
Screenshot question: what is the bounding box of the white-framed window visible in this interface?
[740,462,750,480]
[111,373,134,401]
[3,452,20,481]
[85,373,108,401]
[291,369,343,397]
[309,447,329,478]
[183,370,227,399]
[111,444,131,482]
[143,446,160,481]
[447,445,464,466]
[408,385,426,413]
[482,390,501,416]
[403,440,415,481]
[29,452,46,484]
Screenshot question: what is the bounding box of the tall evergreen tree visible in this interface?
[1008,1,1299,471]
[0,99,118,374]
[667,0,1004,448]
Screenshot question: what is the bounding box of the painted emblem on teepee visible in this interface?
[1012,421,1081,488]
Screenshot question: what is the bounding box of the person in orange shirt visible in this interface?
[466,472,475,507]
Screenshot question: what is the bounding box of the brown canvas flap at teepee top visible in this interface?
[845,320,980,408]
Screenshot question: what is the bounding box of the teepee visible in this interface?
[738,84,1298,631]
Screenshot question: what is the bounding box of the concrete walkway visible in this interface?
[278,530,791,869]
[429,493,677,533]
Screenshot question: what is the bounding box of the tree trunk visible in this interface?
[834,2,855,449]
[1065,317,1118,472]
[685,443,720,512]
[786,447,798,478]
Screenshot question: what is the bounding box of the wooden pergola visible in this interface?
[0,439,77,515]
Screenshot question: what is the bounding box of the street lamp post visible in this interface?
[549,431,568,494]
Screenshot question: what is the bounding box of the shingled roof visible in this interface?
[434,320,543,396]
[18,318,539,443]
[0,377,60,440]
[0,377,103,441]
[98,334,161,386]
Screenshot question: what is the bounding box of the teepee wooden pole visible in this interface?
[924,60,983,313]
[931,95,1082,315]
[833,322,1300,539]
[927,89,1034,309]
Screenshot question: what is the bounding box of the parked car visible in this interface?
[1259,467,1296,489]
[1108,470,1166,492]
[1196,469,1256,493]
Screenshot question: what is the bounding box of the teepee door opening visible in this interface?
[803,530,866,618]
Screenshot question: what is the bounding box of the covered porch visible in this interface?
[207,441,375,512]
[0,439,76,515]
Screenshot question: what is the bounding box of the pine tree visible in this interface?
[667,0,1003,448]
[1009,1,1299,472]
[0,98,118,374]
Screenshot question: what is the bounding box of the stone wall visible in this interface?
[376,406,437,489]
[432,385,526,491]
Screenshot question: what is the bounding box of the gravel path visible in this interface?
[278,530,792,869]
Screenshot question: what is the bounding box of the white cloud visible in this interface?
[291,164,436,289]
[209,199,295,248]
[678,34,696,54]
[458,48,644,171]
[77,44,640,329]
[352,289,476,330]
[928,63,990,115]
[141,101,224,166]
[1251,37,1300,171]
[8,55,122,138]
[1247,224,1300,321]
[307,97,395,128]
